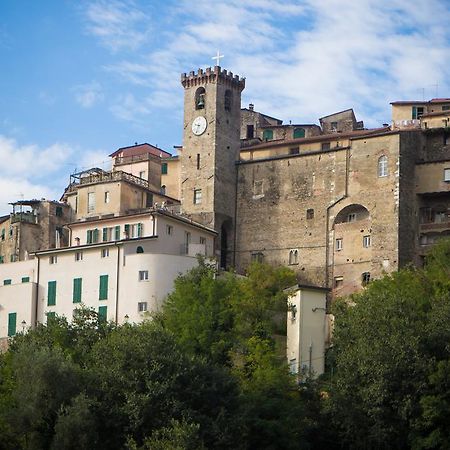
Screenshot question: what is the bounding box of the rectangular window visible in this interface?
[49,255,57,264]
[184,232,191,254]
[363,235,371,248]
[347,213,357,222]
[362,272,371,285]
[124,224,130,238]
[131,223,143,238]
[412,106,424,119]
[200,236,206,245]
[166,224,173,235]
[55,206,63,217]
[21,277,30,283]
[138,301,148,312]
[98,306,107,323]
[114,225,121,240]
[253,180,264,197]
[336,238,343,251]
[251,252,264,263]
[102,227,108,242]
[0,256,3,264]
[87,192,95,213]
[289,147,300,155]
[8,312,17,337]
[101,248,110,258]
[75,251,83,261]
[47,281,57,306]
[321,142,331,151]
[3,279,11,285]
[193,189,202,205]
[306,208,314,219]
[99,275,108,300]
[73,278,82,303]
[161,163,168,175]
[331,121,338,131]
[247,124,254,139]
[139,270,149,281]
[104,191,110,204]
[444,168,450,182]
[196,154,201,170]
[334,276,343,288]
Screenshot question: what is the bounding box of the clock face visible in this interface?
[192,116,207,136]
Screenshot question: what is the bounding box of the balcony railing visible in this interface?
[420,220,450,231]
[10,212,38,225]
[114,154,154,165]
[392,119,420,129]
[66,170,149,192]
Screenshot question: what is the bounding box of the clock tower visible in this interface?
[180,66,245,268]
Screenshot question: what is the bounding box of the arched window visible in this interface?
[263,129,273,141]
[160,185,166,195]
[224,90,232,111]
[136,246,144,254]
[378,155,388,177]
[293,128,305,139]
[195,87,205,110]
[289,249,299,265]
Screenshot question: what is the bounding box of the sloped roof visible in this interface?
[109,143,172,158]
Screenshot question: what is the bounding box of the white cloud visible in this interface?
[83,0,152,53]
[73,81,104,108]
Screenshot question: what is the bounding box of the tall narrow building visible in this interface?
[180,66,245,268]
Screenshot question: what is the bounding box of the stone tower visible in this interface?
[180,66,245,268]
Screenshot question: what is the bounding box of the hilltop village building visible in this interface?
[0,65,449,374]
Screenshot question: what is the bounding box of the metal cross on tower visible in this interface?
[212,50,224,66]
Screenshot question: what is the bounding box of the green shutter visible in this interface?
[98,306,107,322]
[8,313,16,337]
[0,256,3,264]
[3,279,11,285]
[161,163,168,175]
[115,225,121,240]
[73,278,82,303]
[412,106,417,119]
[99,275,108,300]
[93,229,99,243]
[124,224,130,238]
[293,128,305,139]
[87,230,92,244]
[102,227,108,242]
[47,281,57,306]
[21,277,30,283]
[137,223,143,237]
[263,129,273,140]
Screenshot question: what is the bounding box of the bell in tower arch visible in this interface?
[195,87,206,110]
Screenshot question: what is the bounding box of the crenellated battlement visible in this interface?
[181,66,245,91]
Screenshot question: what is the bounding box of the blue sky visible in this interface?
[1,0,450,214]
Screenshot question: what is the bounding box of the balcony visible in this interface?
[392,119,420,129]
[420,220,450,232]
[114,154,154,165]
[10,212,38,225]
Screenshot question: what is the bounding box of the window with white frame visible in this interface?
[193,189,202,205]
[131,223,143,238]
[49,255,57,265]
[138,301,148,312]
[288,249,299,265]
[378,155,388,177]
[363,235,371,248]
[138,270,149,281]
[335,238,343,251]
[104,191,110,204]
[87,192,95,212]
[444,168,450,182]
[75,251,83,261]
[101,248,110,258]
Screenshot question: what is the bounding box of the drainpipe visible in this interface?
[114,242,120,324]
[34,254,40,328]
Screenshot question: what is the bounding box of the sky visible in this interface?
[1,0,450,214]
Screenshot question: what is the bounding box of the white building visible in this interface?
[0,209,216,344]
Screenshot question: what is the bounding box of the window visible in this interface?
[136,246,144,254]
[161,163,168,175]
[75,251,83,261]
[378,155,388,177]
[73,278,82,303]
[104,191,110,203]
[347,213,357,222]
[197,153,201,170]
[289,249,299,265]
[21,277,30,283]
[330,121,338,131]
[55,206,63,217]
[194,189,202,205]
[138,301,148,312]
[87,229,99,244]
[139,270,149,281]
[200,236,206,245]
[251,252,264,263]
[412,106,424,119]
[224,89,232,111]
[160,185,166,195]
[307,208,314,219]
[8,312,16,337]
[101,248,110,258]
[99,275,108,300]
[293,128,305,139]
[321,142,331,150]
[289,147,300,155]
[0,256,4,264]
[166,224,173,235]
[130,223,143,238]
[362,272,371,285]
[87,192,95,213]
[444,168,450,182]
[247,124,254,139]
[336,238,343,251]
[334,276,343,288]
[184,231,191,254]
[49,255,58,265]
[443,105,450,111]
[124,224,130,238]
[138,171,146,180]
[102,227,111,242]
[363,235,371,248]
[253,180,264,197]
[98,306,107,323]
[262,129,273,141]
[195,87,205,109]
[146,193,153,208]
[114,225,121,240]
[3,279,11,285]
[47,281,57,306]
